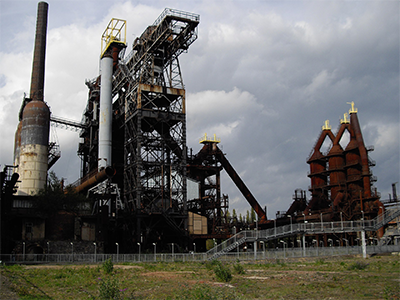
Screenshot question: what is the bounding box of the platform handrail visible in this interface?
[206,206,400,260]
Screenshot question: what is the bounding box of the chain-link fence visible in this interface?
[1,244,399,264]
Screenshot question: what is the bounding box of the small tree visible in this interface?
[225,210,231,223]
[214,263,232,282]
[250,208,256,223]
[206,239,215,250]
[33,171,87,216]
[102,258,114,274]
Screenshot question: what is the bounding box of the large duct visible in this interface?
[98,55,113,169]
[74,166,116,193]
[17,2,50,195]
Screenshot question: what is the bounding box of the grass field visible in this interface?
[1,254,399,299]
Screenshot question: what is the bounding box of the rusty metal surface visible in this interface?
[20,100,50,146]
[304,108,380,226]
[350,112,372,198]
[30,2,48,101]
[328,124,347,201]
[188,143,267,225]
[13,121,22,166]
[74,166,116,193]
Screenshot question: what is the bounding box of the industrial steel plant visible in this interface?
[1,2,399,259]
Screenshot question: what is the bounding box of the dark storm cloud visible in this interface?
[1,1,398,218]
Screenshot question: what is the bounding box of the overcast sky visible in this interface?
[1,0,399,219]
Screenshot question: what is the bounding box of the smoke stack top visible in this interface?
[30,2,48,101]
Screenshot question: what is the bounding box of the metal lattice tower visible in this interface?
[110,9,200,242]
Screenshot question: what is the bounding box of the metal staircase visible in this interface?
[206,206,400,260]
[373,207,400,230]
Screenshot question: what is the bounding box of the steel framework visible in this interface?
[120,9,199,243]
[79,9,200,248]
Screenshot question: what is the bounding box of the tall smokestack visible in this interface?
[30,1,48,101]
[17,2,50,196]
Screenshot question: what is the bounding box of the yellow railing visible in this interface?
[347,101,358,114]
[199,133,221,144]
[340,113,349,124]
[322,120,331,131]
[101,18,127,58]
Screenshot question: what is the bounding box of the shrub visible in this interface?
[103,258,114,274]
[233,263,245,275]
[98,277,122,300]
[214,264,232,282]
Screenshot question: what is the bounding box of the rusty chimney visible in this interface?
[30,1,48,101]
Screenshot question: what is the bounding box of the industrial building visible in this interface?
[1,2,398,257]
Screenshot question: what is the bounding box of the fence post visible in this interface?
[361,230,367,259]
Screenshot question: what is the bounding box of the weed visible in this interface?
[262,262,273,268]
[205,259,221,271]
[383,286,400,300]
[347,261,369,270]
[103,257,114,274]
[177,284,243,300]
[276,260,286,267]
[214,263,232,282]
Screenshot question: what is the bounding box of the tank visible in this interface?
[17,100,50,195]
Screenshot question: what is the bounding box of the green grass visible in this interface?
[1,254,399,299]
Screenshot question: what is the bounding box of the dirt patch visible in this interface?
[245,276,270,280]
[143,271,194,279]
[23,264,143,270]
[211,282,235,288]
[0,273,19,300]
[115,265,143,269]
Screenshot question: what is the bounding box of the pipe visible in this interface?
[392,183,398,201]
[98,55,113,169]
[74,166,116,193]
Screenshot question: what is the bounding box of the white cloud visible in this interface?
[187,87,262,145]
